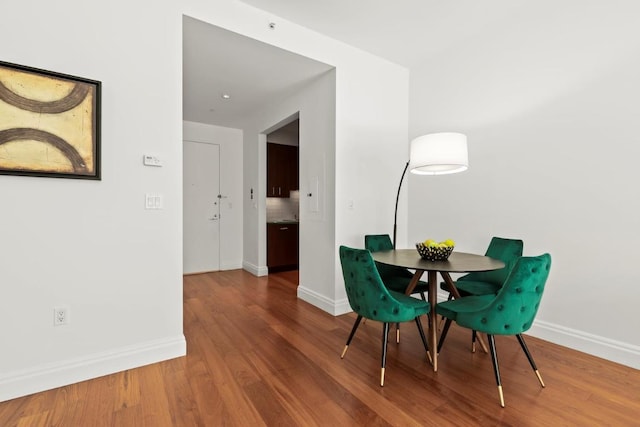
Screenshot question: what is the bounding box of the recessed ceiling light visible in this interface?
[221,94,231,100]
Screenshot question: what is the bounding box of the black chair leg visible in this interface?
[380,323,390,386]
[487,334,505,407]
[471,330,477,353]
[419,291,426,301]
[340,315,362,358]
[414,316,432,363]
[516,334,545,387]
[437,318,453,353]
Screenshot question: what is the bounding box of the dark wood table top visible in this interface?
[371,249,505,272]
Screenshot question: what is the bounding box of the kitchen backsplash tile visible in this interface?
[266,191,299,222]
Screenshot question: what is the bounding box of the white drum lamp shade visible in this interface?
[409,132,468,175]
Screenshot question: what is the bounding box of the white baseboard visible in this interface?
[0,335,186,402]
[297,286,351,315]
[220,260,243,271]
[528,320,640,369]
[436,290,639,369]
[241,261,258,275]
[242,261,268,276]
[333,298,352,316]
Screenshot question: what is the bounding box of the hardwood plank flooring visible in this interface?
[1,269,638,426]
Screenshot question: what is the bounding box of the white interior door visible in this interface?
[183,140,220,274]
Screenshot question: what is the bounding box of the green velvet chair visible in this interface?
[454,237,524,296]
[339,246,431,386]
[365,234,431,343]
[365,234,430,301]
[440,237,524,351]
[436,253,551,407]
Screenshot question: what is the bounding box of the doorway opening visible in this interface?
[265,117,299,285]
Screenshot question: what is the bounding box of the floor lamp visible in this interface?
[392,132,469,248]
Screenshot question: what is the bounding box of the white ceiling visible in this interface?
[183,1,531,127]
[183,15,333,128]
[238,0,530,68]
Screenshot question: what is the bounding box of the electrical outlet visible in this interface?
[54,307,69,326]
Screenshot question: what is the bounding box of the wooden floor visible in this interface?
[1,269,639,426]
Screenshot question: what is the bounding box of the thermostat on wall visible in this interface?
[143,154,162,167]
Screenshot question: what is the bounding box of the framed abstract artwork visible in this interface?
[0,61,101,179]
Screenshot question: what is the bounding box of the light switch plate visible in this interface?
[145,193,163,209]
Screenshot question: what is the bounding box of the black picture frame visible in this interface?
[0,60,101,180]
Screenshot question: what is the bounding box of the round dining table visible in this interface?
[371,249,505,372]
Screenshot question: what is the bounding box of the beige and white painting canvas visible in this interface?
[0,61,100,179]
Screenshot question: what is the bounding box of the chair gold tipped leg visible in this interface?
[498,385,505,407]
[478,335,489,353]
[426,351,433,365]
[380,367,385,387]
[535,369,545,387]
[396,328,400,343]
[340,345,349,359]
[472,342,476,353]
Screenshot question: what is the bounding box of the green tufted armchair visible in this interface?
[454,237,524,296]
[365,234,430,300]
[365,234,431,343]
[440,236,524,352]
[339,246,431,386]
[436,253,551,407]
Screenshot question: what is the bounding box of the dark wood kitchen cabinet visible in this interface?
[267,223,299,270]
[267,143,298,198]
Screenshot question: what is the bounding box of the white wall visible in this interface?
[0,1,185,401]
[239,71,338,309]
[0,0,410,401]
[183,1,410,314]
[408,2,640,368]
[183,121,243,270]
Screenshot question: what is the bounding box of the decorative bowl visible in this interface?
[415,243,454,261]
